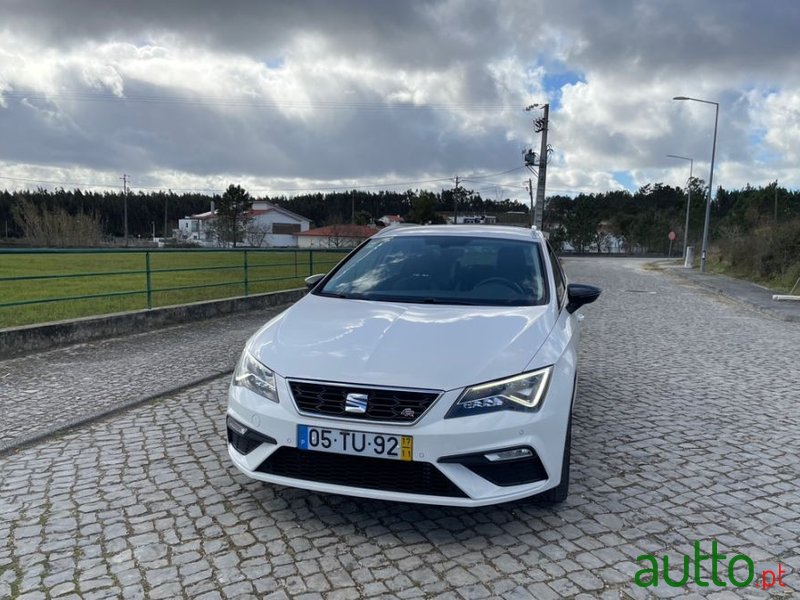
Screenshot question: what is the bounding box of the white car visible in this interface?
[227,225,600,506]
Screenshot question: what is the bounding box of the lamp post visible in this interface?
[666,154,693,261]
[672,96,719,272]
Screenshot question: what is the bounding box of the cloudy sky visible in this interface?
[1,0,798,200]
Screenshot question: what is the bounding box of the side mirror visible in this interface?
[566,283,601,314]
[304,273,326,290]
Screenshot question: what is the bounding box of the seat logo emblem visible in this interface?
[345,393,369,414]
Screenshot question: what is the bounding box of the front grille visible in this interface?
[257,447,468,498]
[288,381,440,424]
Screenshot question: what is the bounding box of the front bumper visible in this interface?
[226,369,573,507]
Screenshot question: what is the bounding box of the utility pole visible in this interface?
[534,104,549,231]
[453,176,460,224]
[351,190,355,224]
[774,180,779,223]
[164,191,169,239]
[121,173,129,246]
[524,103,550,230]
[527,178,534,227]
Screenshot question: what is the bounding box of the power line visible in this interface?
[0,168,525,194]
[459,166,526,180]
[1,90,528,113]
[0,172,613,197]
[461,179,522,188]
[0,174,459,194]
[0,174,124,188]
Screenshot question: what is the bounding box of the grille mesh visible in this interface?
[257,447,467,498]
[288,381,440,423]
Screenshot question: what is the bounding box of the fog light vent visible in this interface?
[227,416,248,436]
[485,448,533,462]
[226,416,277,455]
[439,446,547,487]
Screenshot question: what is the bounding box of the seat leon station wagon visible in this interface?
[226,225,600,506]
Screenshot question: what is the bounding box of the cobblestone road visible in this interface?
[0,306,292,452]
[1,258,798,599]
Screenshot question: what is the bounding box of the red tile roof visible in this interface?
[296,225,377,237]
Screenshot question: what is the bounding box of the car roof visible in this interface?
[373,224,544,243]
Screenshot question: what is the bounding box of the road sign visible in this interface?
[668,231,676,241]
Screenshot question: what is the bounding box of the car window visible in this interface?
[547,243,567,308]
[318,235,547,306]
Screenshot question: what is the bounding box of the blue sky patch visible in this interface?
[613,171,636,190]
[749,128,781,163]
[264,57,285,69]
[542,68,586,110]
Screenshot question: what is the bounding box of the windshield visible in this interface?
[317,235,548,306]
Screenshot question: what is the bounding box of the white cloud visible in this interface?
[0,0,799,197]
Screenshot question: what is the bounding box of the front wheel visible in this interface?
[536,413,571,503]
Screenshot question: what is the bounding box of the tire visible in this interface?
[536,412,571,504]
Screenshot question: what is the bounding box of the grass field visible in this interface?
[0,248,348,328]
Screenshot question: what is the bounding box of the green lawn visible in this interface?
[0,249,347,328]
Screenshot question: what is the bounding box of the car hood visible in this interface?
[248,294,554,391]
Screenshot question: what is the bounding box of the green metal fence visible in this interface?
[0,247,349,328]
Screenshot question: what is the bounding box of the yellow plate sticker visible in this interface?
[400,436,413,461]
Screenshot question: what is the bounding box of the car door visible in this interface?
[545,241,582,358]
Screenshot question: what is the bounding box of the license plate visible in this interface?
[297,425,413,461]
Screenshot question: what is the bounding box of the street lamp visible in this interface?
[666,154,693,262]
[672,96,719,272]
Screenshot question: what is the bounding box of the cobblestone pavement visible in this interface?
[0,306,293,452]
[664,263,800,323]
[1,258,798,599]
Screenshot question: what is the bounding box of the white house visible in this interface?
[295,224,378,249]
[178,200,311,247]
[445,214,498,225]
[377,214,404,226]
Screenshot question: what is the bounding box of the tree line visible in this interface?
[0,186,530,243]
[543,179,799,286]
[2,181,798,285]
[544,180,799,254]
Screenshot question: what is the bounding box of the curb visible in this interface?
[665,268,800,323]
[0,288,306,359]
[0,369,233,457]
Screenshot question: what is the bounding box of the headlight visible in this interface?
[445,367,552,418]
[233,350,278,403]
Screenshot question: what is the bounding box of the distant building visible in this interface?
[377,214,404,226]
[177,200,311,247]
[295,224,378,249]
[494,211,529,226]
[445,214,498,225]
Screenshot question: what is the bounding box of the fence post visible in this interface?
[308,249,314,276]
[243,250,249,297]
[294,250,298,277]
[145,251,153,309]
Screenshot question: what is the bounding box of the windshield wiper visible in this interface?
[420,297,478,305]
[319,291,365,300]
[373,295,479,305]
[322,292,481,305]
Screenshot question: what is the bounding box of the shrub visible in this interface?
[715,218,800,287]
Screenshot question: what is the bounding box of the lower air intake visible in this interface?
[257,447,467,498]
